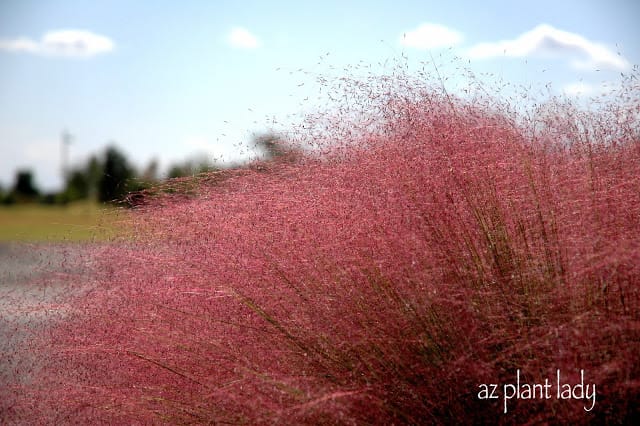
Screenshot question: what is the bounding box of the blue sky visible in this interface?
[1,0,638,191]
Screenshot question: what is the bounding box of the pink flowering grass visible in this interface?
[2,64,639,424]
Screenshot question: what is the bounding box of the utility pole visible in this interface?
[61,129,73,187]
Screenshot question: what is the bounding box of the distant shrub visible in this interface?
[98,145,136,203]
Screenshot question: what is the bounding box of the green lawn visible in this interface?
[0,201,125,242]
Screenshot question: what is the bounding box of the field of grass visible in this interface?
[0,201,123,242]
[1,65,638,424]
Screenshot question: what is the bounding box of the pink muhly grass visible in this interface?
[2,62,639,424]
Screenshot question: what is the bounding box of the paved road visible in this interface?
[0,243,92,389]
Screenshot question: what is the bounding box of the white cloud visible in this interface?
[0,37,39,53]
[466,24,629,71]
[227,27,262,49]
[400,23,463,49]
[0,29,114,57]
[41,30,114,57]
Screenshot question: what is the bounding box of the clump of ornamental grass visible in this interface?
[2,61,639,424]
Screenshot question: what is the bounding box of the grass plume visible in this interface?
[2,61,639,424]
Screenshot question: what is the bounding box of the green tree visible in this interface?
[60,155,103,203]
[98,145,135,203]
[253,133,301,163]
[11,170,39,202]
[0,183,6,204]
[64,169,90,201]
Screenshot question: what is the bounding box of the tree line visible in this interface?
[0,145,218,206]
[0,134,294,206]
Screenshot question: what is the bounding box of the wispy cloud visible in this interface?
[466,24,629,71]
[400,23,463,50]
[227,27,262,49]
[0,29,115,57]
[0,37,39,53]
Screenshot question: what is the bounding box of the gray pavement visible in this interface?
[0,242,93,391]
